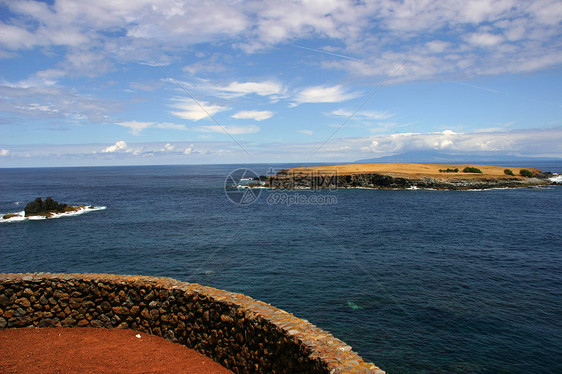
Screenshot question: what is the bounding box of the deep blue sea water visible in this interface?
[1,162,561,374]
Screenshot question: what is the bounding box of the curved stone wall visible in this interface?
[0,273,384,373]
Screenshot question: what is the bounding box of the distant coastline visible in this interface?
[265,162,559,190]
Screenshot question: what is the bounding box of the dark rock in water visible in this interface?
[536,171,554,179]
[24,197,68,217]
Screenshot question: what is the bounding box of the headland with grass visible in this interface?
[266,163,557,190]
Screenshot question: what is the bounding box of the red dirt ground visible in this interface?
[0,327,234,374]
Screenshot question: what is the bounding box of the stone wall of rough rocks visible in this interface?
[0,273,384,374]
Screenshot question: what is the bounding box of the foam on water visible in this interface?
[0,206,106,223]
[548,173,562,183]
[464,187,512,192]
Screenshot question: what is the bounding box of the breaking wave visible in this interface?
[548,174,562,183]
[0,205,106,223]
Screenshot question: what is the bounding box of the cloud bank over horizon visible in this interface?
[2,127,560,167]
[0,0,561,166]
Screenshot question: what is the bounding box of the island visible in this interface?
[2,197,95,220]
[24,197,96,217]
[265,163,557,190]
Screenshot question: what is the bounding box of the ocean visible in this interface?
[1,162,561,374]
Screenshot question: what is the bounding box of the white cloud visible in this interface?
[98,141,197,158]
[102,140,128,153]
[425,40,451,53]
[170,99,229,121]
[64,49,113,77]
[0,149,10,157]
[466,32,505,47]
[1,128,560,167]
[199,125,260,135]
[218,81,284,97]
[0,0,561,169]
[165,79,287,104]
[2,0,561,83]
[331,109,392,120]
[243,0,361,50]
[126,1,248,43]
[115,121,187,135]
[155,123,187,131]
[231,110,273,121]
[298,129,313,136]
[15,103,60,115]
[0,22,40,50]
[162,143,175,152]
[116,121,153,135]
[323,2,561,81]
[358,128,562,156]
[293,85,360,105]
[183,144,194,154]
[460,0,497,23]
[0,78,120,123]
[183,57,227,74]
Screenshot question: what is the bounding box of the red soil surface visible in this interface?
[0,327,233,374]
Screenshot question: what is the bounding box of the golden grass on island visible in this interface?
[284,163,540,179]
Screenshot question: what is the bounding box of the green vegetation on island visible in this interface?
[520,169,533,178]
[462,167,483,173]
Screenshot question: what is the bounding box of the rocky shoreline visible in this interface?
[264,163,558,190]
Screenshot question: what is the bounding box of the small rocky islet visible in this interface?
[2,197,94,220]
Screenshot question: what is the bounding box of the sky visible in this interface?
[0,0,561,167]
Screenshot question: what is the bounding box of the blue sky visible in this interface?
[1,0,561,167]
